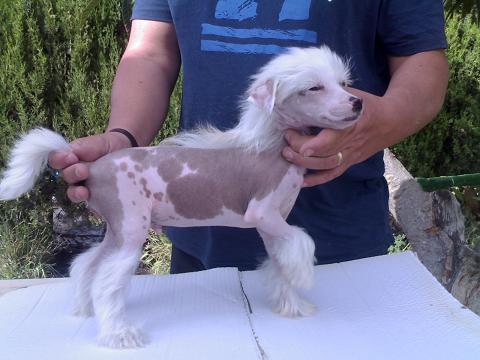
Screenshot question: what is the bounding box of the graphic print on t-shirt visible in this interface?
[201,0,319,54]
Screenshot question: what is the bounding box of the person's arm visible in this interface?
[282,50,449,186]
[48,20,180,202]
[107,19,180,146]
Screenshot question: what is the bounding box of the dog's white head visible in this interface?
[247,46,362,130]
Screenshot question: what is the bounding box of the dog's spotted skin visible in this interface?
[87,145,302,233]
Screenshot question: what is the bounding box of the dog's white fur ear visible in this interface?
[248,79,279,114]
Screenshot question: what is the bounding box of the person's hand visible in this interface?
[282,88,387,187]
[48,131,131,202]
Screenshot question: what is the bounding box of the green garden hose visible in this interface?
[416,173,480,192]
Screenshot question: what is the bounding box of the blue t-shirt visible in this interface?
[132,0,447,270]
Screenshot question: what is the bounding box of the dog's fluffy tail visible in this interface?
[0,128,70,200]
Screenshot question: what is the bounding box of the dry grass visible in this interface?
[140,231,172,275]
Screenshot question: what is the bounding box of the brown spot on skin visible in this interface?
[130,149,149,163]
[142,225,147,230]
[142,216,147,221]
[140,178,151,198]
[132,200,136,206]
[154,192,164,202]
[127,172,135,179]
[168,174,224,219]
[134,164,144,172]
[157,157,183,182]
[120,162,128,171]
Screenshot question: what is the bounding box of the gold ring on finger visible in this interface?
[337,151,343,166]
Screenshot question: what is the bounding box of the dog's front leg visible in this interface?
[246,206,316,317]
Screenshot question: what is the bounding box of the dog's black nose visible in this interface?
[350,97,363,113]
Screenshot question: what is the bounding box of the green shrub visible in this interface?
[0,0,180,278]
[392,14,480,177]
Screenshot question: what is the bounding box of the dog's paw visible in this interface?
[98,326,148,349]
[273,293,317,318]
[72,302,94,318]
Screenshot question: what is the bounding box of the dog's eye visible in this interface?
[340,81,347,87]
[308,85,324,91]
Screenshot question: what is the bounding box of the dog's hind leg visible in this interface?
[250,211,316,317]
[69,229,114,318]
[91,215,150,348]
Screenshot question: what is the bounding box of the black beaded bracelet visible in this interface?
[109,128,139,148]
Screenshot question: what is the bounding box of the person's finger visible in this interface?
[303,166,347,187]
[67,186,89,203]
[48,151,78,170]
[61,163,90,185]
[284,129,314,154]
[298,126,353,156]
[66,185,90,203]
[282,147,343,170]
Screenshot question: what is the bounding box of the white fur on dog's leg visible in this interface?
[255,213,317,318]
[72,301,94,318]
[272,286,317,317]
[69,229,117,318]
[98,326,148,349]
[70,243,105,318]
[92,244,147,348]
[259,225,316,290]
[261,258,317,317]
[275,225,316,289]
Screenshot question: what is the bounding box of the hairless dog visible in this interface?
[0,46,362,348]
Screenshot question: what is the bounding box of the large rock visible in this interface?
[384,149,480,315]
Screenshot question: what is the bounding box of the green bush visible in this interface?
[0,0,180,278]
[392,14,480,177]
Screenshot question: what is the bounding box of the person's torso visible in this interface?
[168,0,388,180]
[163,1,394,265]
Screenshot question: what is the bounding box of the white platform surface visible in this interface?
[0,251,479,360]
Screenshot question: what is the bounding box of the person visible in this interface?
[49,0,449,274]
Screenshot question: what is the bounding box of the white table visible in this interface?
[1,251,479,360]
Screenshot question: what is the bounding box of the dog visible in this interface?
[0,46,362,348]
